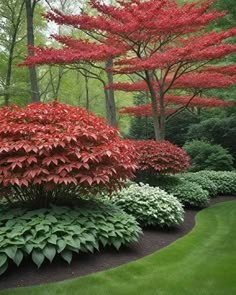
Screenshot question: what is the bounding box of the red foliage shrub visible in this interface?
[133,140,189,175]
[0,102,136,206]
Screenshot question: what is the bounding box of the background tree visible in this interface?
[20,0,236,140]
[0,0,27,105]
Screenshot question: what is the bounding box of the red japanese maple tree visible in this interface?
[0,102,136,207]
[19,0,236,140]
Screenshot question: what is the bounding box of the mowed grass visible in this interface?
[1,200,236,295]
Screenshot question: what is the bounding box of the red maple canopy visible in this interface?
[19,0,236,140]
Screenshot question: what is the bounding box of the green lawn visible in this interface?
[1,200,236,295]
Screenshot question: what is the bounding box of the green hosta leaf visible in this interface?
[35,224,50,233]
[61,250,72,264]
[0,260,8,275]
[32,249,45,268]
[57,239,67,253]
[46,215,57,223]
[5,219,17,227]
[3,246,17,259]
[24,243,34,254]
[47,234,57,245]
[85,243,94,253]
[112,239,122,250]
[0,253,7,268]
[43,245,56,262]
[13,250,24,266]
[99,236,108,247]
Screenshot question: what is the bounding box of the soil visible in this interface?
[0,195,235,291]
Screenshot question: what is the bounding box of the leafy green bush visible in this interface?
[187,117,236,166]
[178,173,218,197]
[109,183,184,227]
[158,179,210,208]
[195,171,236,195]
[0,201,141,275]
[183,140,234,172]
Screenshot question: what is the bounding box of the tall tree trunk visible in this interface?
[4,42,14,106]
[105,57,117,127]
[145,71,162,141]
[25,0,40,102]
[4,0,25,105]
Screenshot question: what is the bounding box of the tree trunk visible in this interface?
[84,73,89,111]
[3,0,25,105]
[159,89,166,140]
[145,71,162,141]
[105,57,117,127]
[25,0,40,102]
[4,43,14,106]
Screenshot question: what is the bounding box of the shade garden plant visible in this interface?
[194,171,236,195]
[154,176,210,208]
[178,173,218,197]
[0,201,141,275]
[110,183,184,227]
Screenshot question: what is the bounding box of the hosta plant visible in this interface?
[132,140,189,185]
[109,183,184,227]
[195,171,236,195]
[178,173,218,197]
[0,201,141,275]
[158,179,210,208]
[0,102,136,207]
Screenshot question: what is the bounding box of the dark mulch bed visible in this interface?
[0,196,235,291]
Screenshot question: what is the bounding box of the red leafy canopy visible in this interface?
[132,140,189,174]
[119,95,233,117]
[0,102,136,191]
[18,0,236,140]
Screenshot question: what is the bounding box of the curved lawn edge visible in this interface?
[1,200,236,295]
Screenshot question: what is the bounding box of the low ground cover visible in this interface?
[0,201,141,275]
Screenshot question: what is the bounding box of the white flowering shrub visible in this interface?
[110,183,184,227]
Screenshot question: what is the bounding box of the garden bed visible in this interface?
[0,195,234,291]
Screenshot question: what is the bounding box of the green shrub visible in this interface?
[195,171,236,195]
[158,179,210,208]
[183,140,234,172]
[109,183,184,227]
[178,173,218,197]
[187,117,236,166]
[0,201,141,275]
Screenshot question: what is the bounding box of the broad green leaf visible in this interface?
[57,239,67,253]
[5,219,17,227]
[13,250,24,266]
[24,243,34,254]
[112,239,122,250]
[43,245,56,262]
[32,249,45,268]
[4,246,17,259]
[47,234,57,245]
[99,236,108,247]
[61,250,72,264]
[46,215,57,223]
